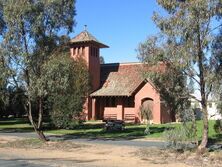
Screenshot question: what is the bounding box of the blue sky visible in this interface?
[70,0,162,63]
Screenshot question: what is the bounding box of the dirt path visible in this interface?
[0,136,191,167]
[0,145,191,167]
[0,136,221,167]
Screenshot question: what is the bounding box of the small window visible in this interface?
[94,48,96,57]
[94,47,98,57]
[95,48,97,57]
[96,48,99,57]
[89,47,99,57]
[90,47,93,56]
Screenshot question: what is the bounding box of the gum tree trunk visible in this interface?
[27,97,48,142]
[198,105,208,152]
[38,97,43,129]
[196,21,208,153]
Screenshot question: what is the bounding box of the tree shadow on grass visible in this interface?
[0,127,34,133]
[49,125,171,141]
[72,122,105,130]
[0,118,30,125]
[208,133,222,145]
[0,118,34,133]
[0,158,100,166]
[150,127,171,133]
[207,134,222,151]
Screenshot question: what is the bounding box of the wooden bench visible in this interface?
[124,114,135,122]
[103,114,117,121]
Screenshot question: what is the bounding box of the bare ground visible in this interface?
[0,136,221,167]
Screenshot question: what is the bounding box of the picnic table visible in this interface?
[104,120,125,131]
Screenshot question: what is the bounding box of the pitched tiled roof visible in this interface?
[90,63,147,97]
[70,30,109,48]
[91,62,165,97]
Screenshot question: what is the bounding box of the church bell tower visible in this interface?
[70,28,109,91]
[70,27,109,120]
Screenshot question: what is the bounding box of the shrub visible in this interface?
[43,54,89,129]
[50,94,84,129]
[140,100,153,135]
[163,124,197,151]
[214,120,222,134]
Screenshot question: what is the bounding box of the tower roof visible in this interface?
[70,30,109,48]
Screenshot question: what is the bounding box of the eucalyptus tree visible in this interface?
[138,36,190,122]
[0,0,76,141]
[212,29,222,116]
[138,0,222,152]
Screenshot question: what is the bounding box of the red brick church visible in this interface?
[70,30,174,124]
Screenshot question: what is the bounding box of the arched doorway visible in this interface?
[140,98,154,123]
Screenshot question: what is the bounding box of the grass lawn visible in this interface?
[46,122,176,139]
[0,118,33,132]
[0,118,221,142]
[46,120,221,141]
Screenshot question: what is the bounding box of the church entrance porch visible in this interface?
[91,96,138,123]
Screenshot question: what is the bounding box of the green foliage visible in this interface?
[214,120,222,134]
[138,0,222,149]
[140,104,153,121]
[137,22,190,122]
[7,86,26,117]
[140,101,153,135]
[216,101,222,118]
[0,118,220,142]
[99,56,105,64]
[0,0,76,140]
[164,126,189,151]
[163,123,197,151]
[148,66,190,120]
[42,53,89,129]
[0,50,9,117]
[211,31,222,108]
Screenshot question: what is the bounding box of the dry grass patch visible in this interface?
[0,136,22,144]
[137,147,222,167]
[0,138,88,151]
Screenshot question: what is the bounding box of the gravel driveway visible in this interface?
[0,132,166,148]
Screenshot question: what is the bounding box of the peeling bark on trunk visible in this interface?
[198,105,208,153]
[196,21,208,153]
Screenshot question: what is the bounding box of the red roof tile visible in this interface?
[70,30,109,48]
[90,62,164,97]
